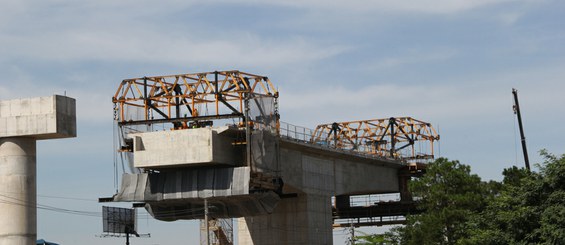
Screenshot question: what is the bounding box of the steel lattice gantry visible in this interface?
[113,70,278,127]
[311,117,440,161]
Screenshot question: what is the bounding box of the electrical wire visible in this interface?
[0,194,100,217]
[1,191,97,202]
[0,193,209,220]
[4,190,352,242]
[38,194,97,202]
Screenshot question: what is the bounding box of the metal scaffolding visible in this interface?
[112,70,278,127]
[200,218,234,245]
[312,117,439,161]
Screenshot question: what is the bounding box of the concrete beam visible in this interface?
[279,140,402,196]
[0,95,76,139]
[132,127,236,168]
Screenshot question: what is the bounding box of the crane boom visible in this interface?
[512,88,530,170]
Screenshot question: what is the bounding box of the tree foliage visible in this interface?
[355,230,400,245]
[464,150,565,244]
[360,151,565,245]
[399,158,487,245]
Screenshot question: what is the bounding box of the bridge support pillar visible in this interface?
[0,138,37,245]
[237,193,333,245]
[399,174,412,202]
[0,96,76,245]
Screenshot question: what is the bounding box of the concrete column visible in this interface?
[237,193,333,245]
[0,137,37,245]
[0,95,76,245]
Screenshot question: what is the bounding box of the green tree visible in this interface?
[399,158,487,245]
[461,166,540,244]
[355,229,401,245]
[361,152,565,244]
[537,150,565,244]
[464,151,565,244]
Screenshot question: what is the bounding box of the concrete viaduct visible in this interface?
[110,123,418,244]
[104,71,433,244]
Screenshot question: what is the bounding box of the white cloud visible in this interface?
[280,61,565,128]
[0,82,111,123]
[278,62,565,182]
[364,48,458,70]
[230,0,520,14]
[498,11,523,25]
[28,0,522,16]
[281,83,481,127]
[0,20,348,70]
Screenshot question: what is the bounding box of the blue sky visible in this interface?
[1,0,565,244]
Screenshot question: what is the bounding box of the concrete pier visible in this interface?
[237,139,403,244]
[0,95,76,245]
[0,138,36,245]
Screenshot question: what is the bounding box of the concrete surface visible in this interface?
[114,125,405,245]
[0,95,76,139]
[237,139,402,244]
[113,166,282,220]
[132,127,236,168]
[0,95,76,245]
[0,138,36,245]
[237,193,333,245]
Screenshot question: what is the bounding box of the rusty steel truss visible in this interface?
[311,117,439,160]
[112,70,278,127]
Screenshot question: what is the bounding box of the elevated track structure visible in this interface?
[102,70,439,244]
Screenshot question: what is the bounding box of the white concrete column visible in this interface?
[0,95,75,244]
[0,137,37,245]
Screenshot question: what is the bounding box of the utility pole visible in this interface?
[348,223,355,245]
[204,198,210,245]
[512,88,530,170]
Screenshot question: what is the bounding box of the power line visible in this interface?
[0,195,100,217]
[0,193,207,219]
[38,194,97,202]
[1,191,98,202]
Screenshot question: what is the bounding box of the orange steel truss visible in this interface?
[311,117,439,160]
[112,70,278,126]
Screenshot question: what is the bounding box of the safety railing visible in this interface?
[279,121,315,143]
[278,121,403,162]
